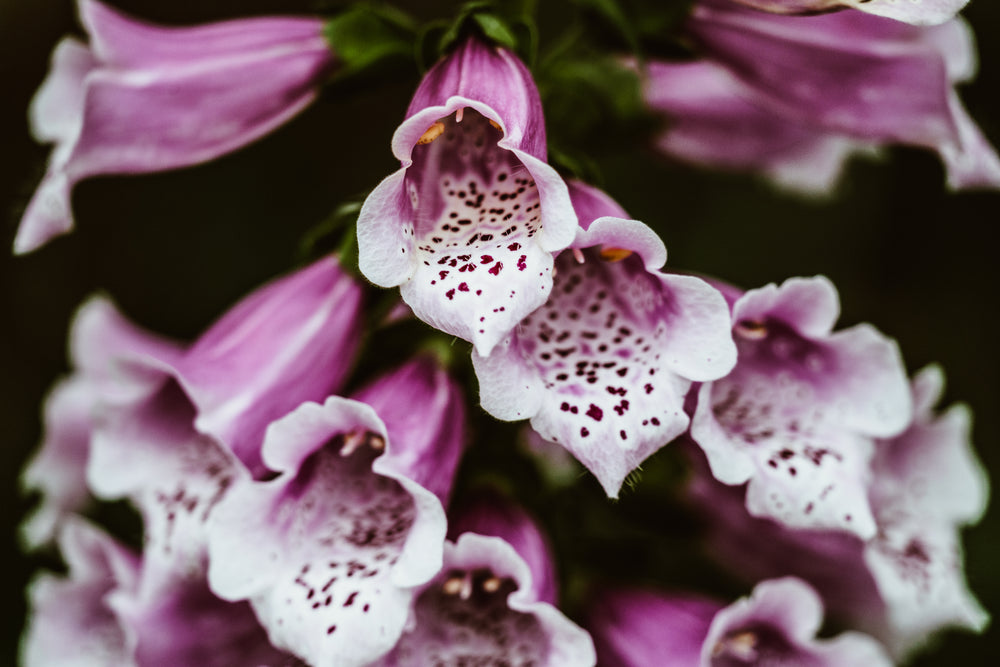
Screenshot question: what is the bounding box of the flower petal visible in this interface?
[21,518,139,667]
[379,534,596,666]
[176,257,364,475]
[728,0,969,26]
[207,395,449,666]
[476,216,734,497]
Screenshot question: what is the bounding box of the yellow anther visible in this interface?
[367,434,386,451]
[712,631,758,660]
[442,576,464,596]
[418,122,445,145]
[489,119,503,132]
[734,319,768,340]
[481,576,502,593]
[339,431,364,457]
[599,247,633,262]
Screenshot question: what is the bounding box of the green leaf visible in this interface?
[323,4,416,75]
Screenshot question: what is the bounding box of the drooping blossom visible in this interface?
[728,0,969,26]
[378,491,596,666]
[589,578,892,666]
[21,518,140,666]
[642,0,1000,193]
[475,181,736,497]
[21,517,300,666]
[20,296,182,549]
[688,366,989,658]
[15,0,334,253]
[83,257,363,581]
[689,275,911,538]
[206,357,467,667]
[357,36,577,356]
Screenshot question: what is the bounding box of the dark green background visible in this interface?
[1,0,997,664]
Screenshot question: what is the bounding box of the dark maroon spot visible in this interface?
[327,625,337,635]
[619,430,627,440]
[507,242,521,251]
[480,255,494,264]
[458,282,469,292]
[489,262,503,276]
[445,289,455,300]
[517,255,527,271]
[586,405,604,421]
[580,427,590,437]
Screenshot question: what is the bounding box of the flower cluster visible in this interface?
[16,1,991,666]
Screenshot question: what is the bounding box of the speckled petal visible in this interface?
[476,214,734,497]
[378,534,596,666]
[207,394,449,667]
[691,275,911,537]
[357,37,576,355]
[88,380,246,578]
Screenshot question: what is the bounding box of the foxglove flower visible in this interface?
[689,367,989,658]
[643,0,1000,193]
[21,518,140,666]
[22,517,299,666]
[690,275,911,538]
[85,257,363,579]
[21,296,182,549]
[475,181,736,497]
[589,578,891,666]
[15,0,334,253]
[357,36,577,356]
[206,357,467,667]
[728,0,968,26]
[378,492,596,665]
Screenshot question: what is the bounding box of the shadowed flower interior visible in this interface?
[383,568,547,666]
[403,107,553,353]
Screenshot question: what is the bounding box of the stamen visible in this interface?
[339,431,365,457]
[455,107,464,123]
[599,246,633,262]
[481,576,502,593]
[367,434,386,451]
[572,248,586,264]
[418,122,445,145]
[459,572,473,600]
[442,575,464,596]
[339,431,385,457]
[734,319,768,340]
[712,631,758,660]
[488,119,502,132]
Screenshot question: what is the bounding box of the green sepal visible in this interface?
[322,3,417,78]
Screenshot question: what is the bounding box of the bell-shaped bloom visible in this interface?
[20,296,182,549]
[15,0,334,253]
[112,540,299,666]
[589,578,891,667]
[643,0,1000,194]
[690,275,911,538]
[357,36,577,356]
[22,517,298,666]
[21,518,140,666]
[728,0,968,26]
[378,492,596,666]
[688,367,989,658]
[85,257,363,580]
[206,357,467,667]
[475,181,736,497]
